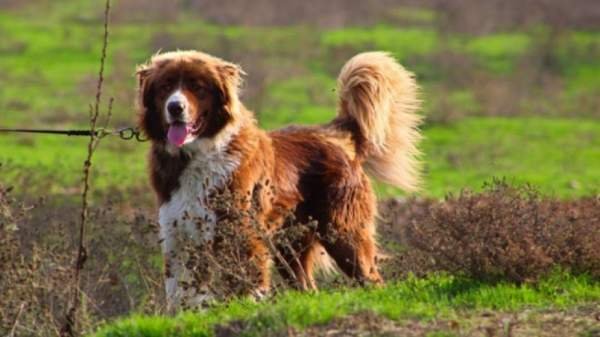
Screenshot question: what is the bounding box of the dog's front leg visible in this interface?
[160,221,183,314]
[232,182,273,300]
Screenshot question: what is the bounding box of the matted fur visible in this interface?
[136,50,422,310]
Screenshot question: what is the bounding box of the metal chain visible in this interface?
[0,127,148,142]
[108,127,148,142]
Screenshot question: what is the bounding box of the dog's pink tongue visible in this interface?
[167,124,189,147]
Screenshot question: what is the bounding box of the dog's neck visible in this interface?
[151,117,244,204]
[150,105,261,203]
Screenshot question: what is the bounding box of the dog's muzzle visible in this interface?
[167,100,185,119]
[165,90,189,124]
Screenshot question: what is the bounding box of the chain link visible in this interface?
[90,127,148,141]
[0,127,148,142]
[109,127,148,142]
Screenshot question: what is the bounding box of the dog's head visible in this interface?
[136,51,243,148]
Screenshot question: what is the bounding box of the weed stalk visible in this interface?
[60,1,113,336]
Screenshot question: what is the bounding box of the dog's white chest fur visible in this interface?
[157,148,240,310]
[158,152,239,244]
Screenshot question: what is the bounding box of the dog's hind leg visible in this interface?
[274,237,318,290]
[317,176,383,285]
[319,225,382,285]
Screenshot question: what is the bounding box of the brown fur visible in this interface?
[137,50,422,293]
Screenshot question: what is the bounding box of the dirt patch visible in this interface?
[296,312,455,337]
[215,305,600,337]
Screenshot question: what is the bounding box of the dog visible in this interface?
[136,50,422,311]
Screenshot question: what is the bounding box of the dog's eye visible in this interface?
[158,83,173,94]
[190,83,207,97]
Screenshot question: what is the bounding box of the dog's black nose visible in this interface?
[167,101,185,117]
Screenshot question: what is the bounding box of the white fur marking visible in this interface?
[165,89,198,149]
[159,125,241,311]
[164,89,189,124]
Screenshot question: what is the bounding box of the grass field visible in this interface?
[93,272,600,337]
[1,117,598,198]
[0,1,599,337]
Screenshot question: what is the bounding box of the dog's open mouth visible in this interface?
[167,120,204,147]
[167,122,193,147]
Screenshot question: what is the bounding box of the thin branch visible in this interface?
[60,1,113,336]
[9,302,26,337]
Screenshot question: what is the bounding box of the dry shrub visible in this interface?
[381,180,600,283]
[3,173,598,335]
[0,178,323,335]
[0,181,163,336]
[0,184,72,336]
[174,187,270,307]
[174,184,318,309]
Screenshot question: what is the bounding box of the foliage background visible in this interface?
[0,1,599,336]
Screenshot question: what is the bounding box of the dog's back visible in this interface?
[264,52,422,288]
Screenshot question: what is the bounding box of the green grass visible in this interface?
[388,6,437,24]
[92,272,600,337]
[1,117,598,198]
[1,4,599,124]
[379,117,600,197]
[259,73,336,129]
[418,117,600,198]
[0,134,148,195]
[321,26,439,61]
[459,33,531,73]
[1,7,599,127]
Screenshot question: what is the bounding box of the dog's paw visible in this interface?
[250,288,269,302]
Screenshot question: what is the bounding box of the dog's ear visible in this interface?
[136,63,155,111]
[136,64,153,88]
[136,63,165,141]
[216,62,245,119]
[218,62,244,89]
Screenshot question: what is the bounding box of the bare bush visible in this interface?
[0,184,71,337]
[170,184,323,308]
[3,173,600,336]
[381,180,600,283]
[0,187,165,337]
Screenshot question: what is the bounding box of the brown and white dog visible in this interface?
[136,50,422,311]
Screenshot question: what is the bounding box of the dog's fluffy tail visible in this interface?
[336,52,423,191]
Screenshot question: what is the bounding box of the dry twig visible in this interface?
[60,1,113,336]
